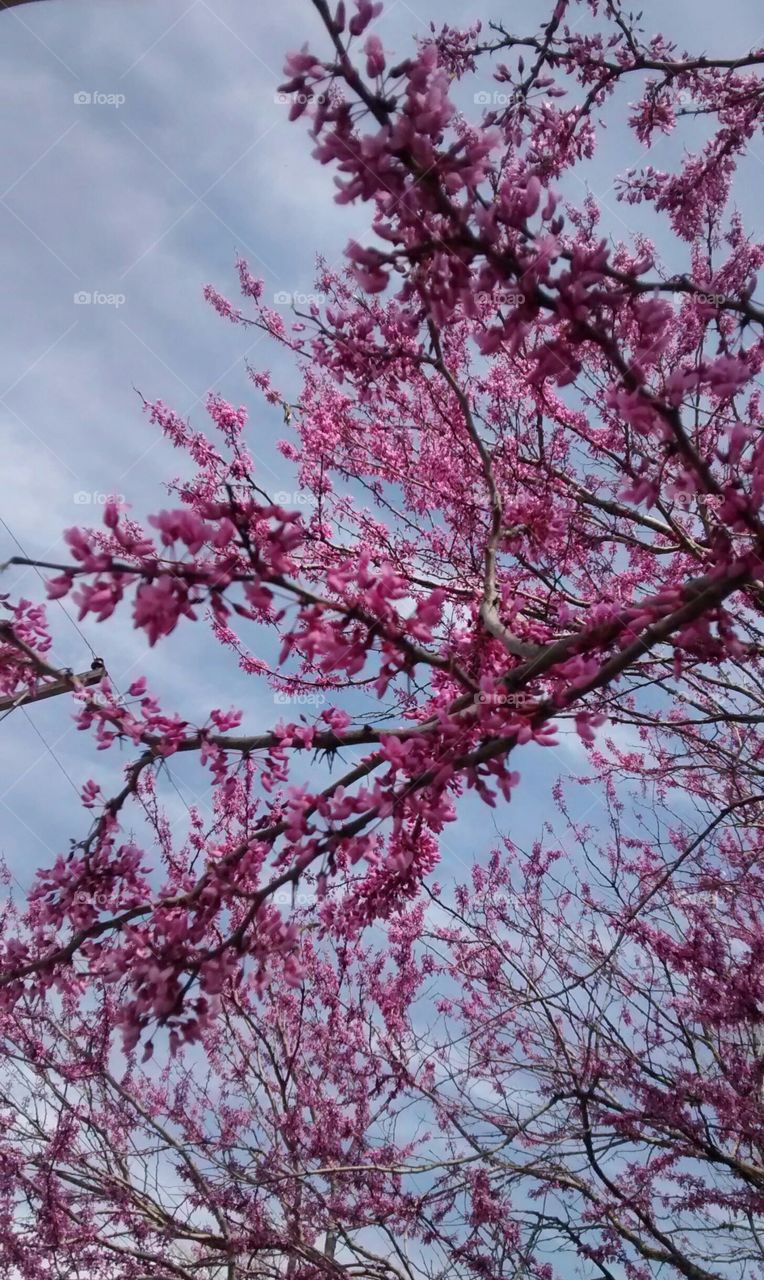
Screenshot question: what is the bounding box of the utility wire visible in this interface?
[1,512,196,821]
[0,514,98,660]
[20,706,81,799]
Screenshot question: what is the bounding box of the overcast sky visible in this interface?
[1,0,763,900]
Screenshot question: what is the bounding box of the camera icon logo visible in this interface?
[73,91,92,105]
[74,291,92,305]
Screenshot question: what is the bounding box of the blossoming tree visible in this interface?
[4,816,764,1279]
[1,1,764,1270]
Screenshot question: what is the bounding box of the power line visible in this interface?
[0,514,98,661]
[20,706,81,800]
[0,514,197,828]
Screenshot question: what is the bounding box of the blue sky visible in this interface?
[1,0,763,902]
